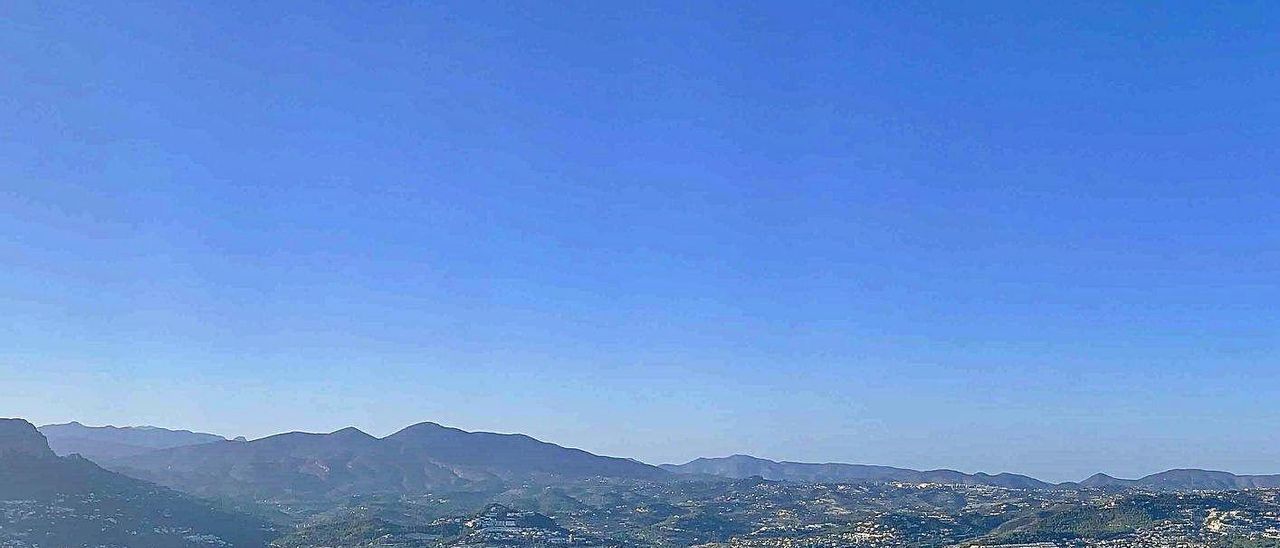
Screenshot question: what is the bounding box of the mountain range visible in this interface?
[39,421,230,461]
[660,454,1054,489]
[661,454,1280,491]
[0,419,275,547]
[1071,469,1280,491]
[26,419,1280,498]
[10,416,1280,547]
[100,421,668,501]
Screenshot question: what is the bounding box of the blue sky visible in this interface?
[1,1,1277,482]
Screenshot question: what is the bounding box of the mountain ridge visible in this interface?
[661,454,1053,489]
[38,418,1280,495]
[662,454,1280,491]
[0,418,275,546]
[103,421,668,501]
[39,421,228,462]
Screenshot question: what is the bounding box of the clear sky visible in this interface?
[1,2,1277,483]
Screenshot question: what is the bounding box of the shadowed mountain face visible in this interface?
[108,426,473,500]
[661,454,1053,489]
[105,422,669,502]
[39,421,227,461]
[0,419,275,547]
[0,418,55,458]
[386,422,669,481]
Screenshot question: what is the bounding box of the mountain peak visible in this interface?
[329,427,376,440]
[391,421,460,437]
[1076,472,1134,489]
[0,418,55,458]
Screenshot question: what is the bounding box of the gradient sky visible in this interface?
[2,2,1277,483]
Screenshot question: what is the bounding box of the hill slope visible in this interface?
[662,454,1053,489]
[1133,469,1280,490]
[387,421,667,481]
[664,455,1280,492]
[0,418,275,547]
[106,422,669,502]
[40,421,228,461]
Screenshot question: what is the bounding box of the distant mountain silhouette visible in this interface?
[1095,468,1280,489]
[663,455,1280,492]
[50,418,1280,497]
[39,421,227,461]
[387,421,668,480]
[106,426,464,500]
[1072,472,1132,489]
[661,454,1053,489]
[105,422,668,501]
[0,418,274,547]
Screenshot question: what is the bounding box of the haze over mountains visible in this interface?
[1072,470,1280,491]
[662,454,1280,491]
[39,421,230,461]
[661,454,1054,489]
[31,418,1280,495]
[10,416,1280,547]
[0,419,275,546]
[99,421,668,501]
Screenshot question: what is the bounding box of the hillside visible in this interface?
[663,455,1280,492]
[662,454,1053,489]
[105,422,669,502]
[0,418,276,547]
[386,422,668,481]
[272,504,610,547]
[39,421,228,461]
